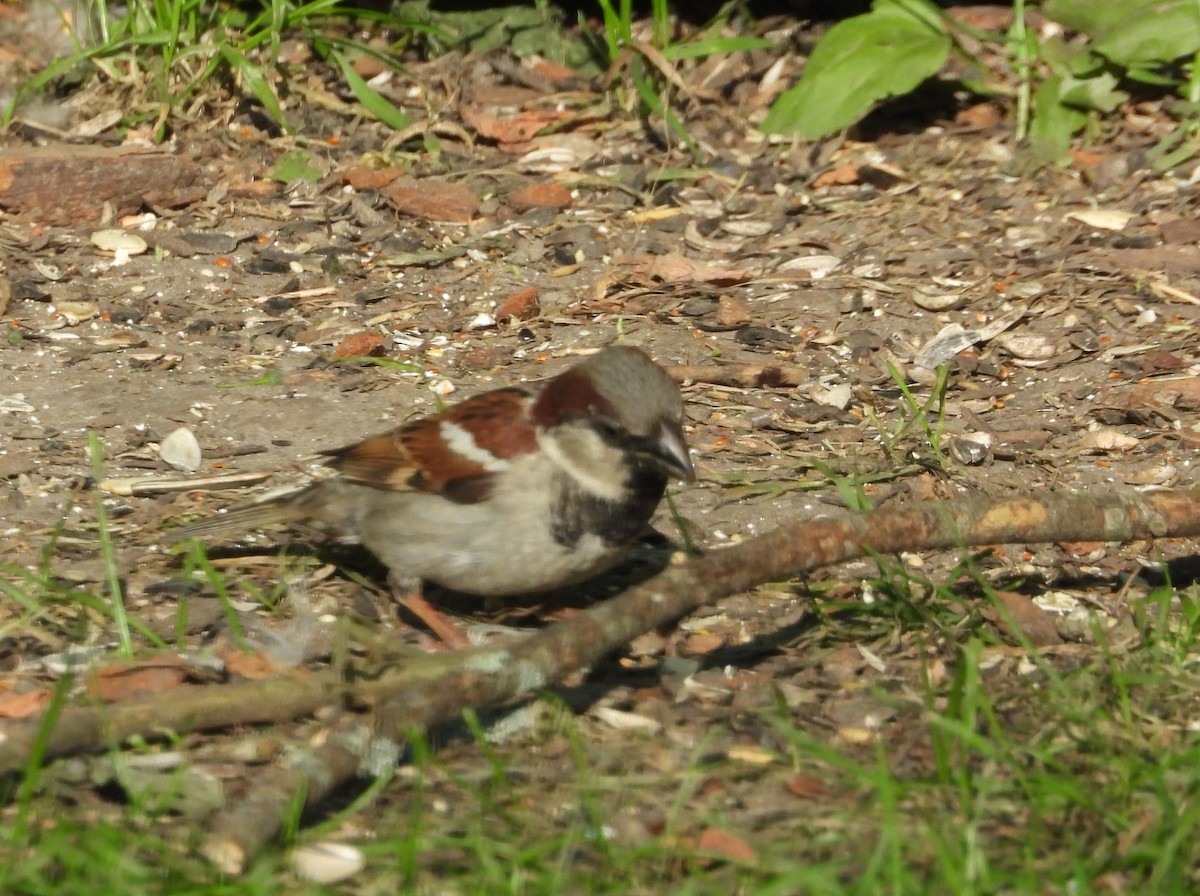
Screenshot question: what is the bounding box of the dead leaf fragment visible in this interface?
[507,182,572,211]
[1160,218,1200,245]
[333,331,386,357]
[715,295,752,327]
[85,655,189,702]
[1066,208,1135,231]
[217,643,286,680]
[985,591,1062,646]
[813,163,860,187]
[695,827,758,864]
[0,688,52,719]
[680,632,724,655]
[592,706,662,734]
[386,177,479,223]
[341,165,404,192]
[460,104,572,146]
[785,774,830,800]
[1133,376,1200,410]
[955,102,1003,129]
[1078,428,1139,452]
[495,286,540,321]
[292,843,365,884]
[637,253,752,285]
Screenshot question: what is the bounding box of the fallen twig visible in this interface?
[3,488,1199,870]
[663,363,807,389]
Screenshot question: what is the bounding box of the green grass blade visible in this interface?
[327,47,412,129]
[88,433,133,656]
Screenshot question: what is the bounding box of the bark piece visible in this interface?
[0,145,202,224]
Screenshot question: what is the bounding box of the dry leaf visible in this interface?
[217,643,285,680]
[0,688,52,719]
[386,177,479,223]
[460,104,572,146]
[696,827,758,863]
[333,332,386,357]
[495,286,540,321]
[813,163,860,187]
[1066,208,1135,231]
[85,655,189,702]
[986,591,1062,647]
[637,253,752,285]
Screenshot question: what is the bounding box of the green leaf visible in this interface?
[660,35,775,62]
[216,371,284,388]
[328,49,411,130]
[1044,0,1200,67]
[272,149,322,183]
[218,44,286,128]
[1027,75,1088,163]
[760,0,952,138]
[1058,71,1127,113]
[328,356,423,371]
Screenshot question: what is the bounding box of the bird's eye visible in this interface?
[592,417,623,440]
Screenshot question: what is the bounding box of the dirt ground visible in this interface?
[2,5,1200,878]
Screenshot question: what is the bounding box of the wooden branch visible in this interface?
[0,145,203,224]
[3,489,1199,870]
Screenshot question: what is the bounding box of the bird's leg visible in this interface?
[387,572,471,650]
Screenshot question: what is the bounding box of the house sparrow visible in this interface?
[168,346,694,611]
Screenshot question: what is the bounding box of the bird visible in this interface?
[167,346,695,643]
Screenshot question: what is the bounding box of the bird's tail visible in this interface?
[163,483,321,544]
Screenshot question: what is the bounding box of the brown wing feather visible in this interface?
[322,430,417,490]
[322,387,536,502]
[442,387,539,459]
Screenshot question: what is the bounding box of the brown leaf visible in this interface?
[217,643,284,680]
[696,827,758,864]
[1141,351,1186,374]
[333,331,386,357]
[812,163,860,188]
[508,182,572,211]
[341,165,404,192]
[679,632,724,656]
[1159,218,1200,245]
[224,179,278,200]
[955,102,1002,130]
[986,591,1062,647]
[0,688,52,719]
[1132,376,1200,410]
[785,774,830,800]
[715,295,752,327]
[1060,540,1106,558]
[495,286,540,322]
[1070,148,1107,169]
[634,253,752,285]
[460,104,572,146]
[529,59,578,84]
[386,177,479,223]
[85,654,189,702]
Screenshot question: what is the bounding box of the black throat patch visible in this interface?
[549,464,668,549]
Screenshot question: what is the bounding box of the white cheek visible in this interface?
[536,429,627,501]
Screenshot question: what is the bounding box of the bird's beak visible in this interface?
[654,421,695,483]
